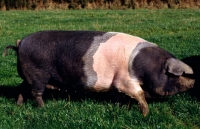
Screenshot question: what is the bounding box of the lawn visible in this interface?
[0,9,200,129]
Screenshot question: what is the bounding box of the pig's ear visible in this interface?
[164,58,185,76]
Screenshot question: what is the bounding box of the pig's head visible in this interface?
[132,45,195,98]
[152,58,195,96]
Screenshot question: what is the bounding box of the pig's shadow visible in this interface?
[0,84,167,107]
[0,84,133,105]
[182,56,200,101]
[0,86,18,99]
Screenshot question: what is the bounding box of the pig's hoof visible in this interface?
[35,97,45,107]
[37,102,44,107]
[16,100,23,106]
[16,94,24,106]
[139,104,149,116]
[142,108,149,116]
[32,91,44,107]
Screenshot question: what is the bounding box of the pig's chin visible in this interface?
[143,90,165,98]
[153,87,178,97]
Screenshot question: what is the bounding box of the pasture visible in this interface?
[0,9,200,129]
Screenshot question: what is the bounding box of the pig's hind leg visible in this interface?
[31,71,51,107]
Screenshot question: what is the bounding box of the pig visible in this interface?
[15,31,194,116]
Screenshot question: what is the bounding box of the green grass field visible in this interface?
[0,9,200,129]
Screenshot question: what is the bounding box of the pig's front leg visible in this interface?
[116,80,149,116]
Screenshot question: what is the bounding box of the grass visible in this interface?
[0,9,200,129]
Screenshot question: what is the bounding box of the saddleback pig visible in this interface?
[15,31,194,116]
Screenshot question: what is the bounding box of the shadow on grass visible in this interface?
[0,83,170,109]
[182,55,200,101]
[0,86,18,99]
[0,85,132,108]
